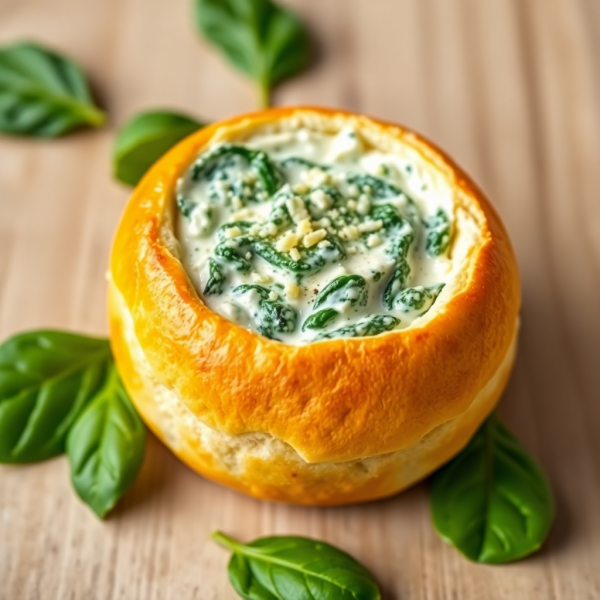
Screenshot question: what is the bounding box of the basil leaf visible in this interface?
[302,307,339,331]
[424,208,451,256]
[205,257,226,295]
[114,110,204,186]
[191,143,284,195]
[0,41,105,137]
[318,315,400,340]
[0,331,111,463]
[212,531,381,600]
[430,414,554,564]
[66,362,145,518]
[195,0,310,107]
[312,274,368,311]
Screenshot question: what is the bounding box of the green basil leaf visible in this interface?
[424,208,451,256]
[312,274,368,311]
[212,531,381,600]
[191,143,284,195]
[430,414,554,564]
[302,307,339,331]
[0,41,105,137]
[195,0,311,107]
[66,362,146,519]
[113,110,204,186]
[0,331,111,463]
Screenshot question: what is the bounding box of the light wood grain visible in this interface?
[2,0,600,598]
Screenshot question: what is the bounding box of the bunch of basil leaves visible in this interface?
[112,0,311,186]
[0,331,145,518]
[0,0,555,596]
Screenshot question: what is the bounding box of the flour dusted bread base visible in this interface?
[108,107,520,505]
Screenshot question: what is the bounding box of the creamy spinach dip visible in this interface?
[176,124,454,345]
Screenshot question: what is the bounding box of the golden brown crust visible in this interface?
[109,280,518,505]
[108,107,520,502]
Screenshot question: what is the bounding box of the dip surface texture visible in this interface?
[176,123,455,344]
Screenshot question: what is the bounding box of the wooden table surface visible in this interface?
[2,0,600,598]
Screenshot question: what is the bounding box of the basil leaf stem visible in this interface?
[66,362,146,519]
[195,0,311,108]
[0,331,112,463]
[212,531,381,600]
[0,41,105,137]
[113,110,204,186]
[430,413,555,563]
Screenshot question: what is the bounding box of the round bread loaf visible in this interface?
[108,107,520,505]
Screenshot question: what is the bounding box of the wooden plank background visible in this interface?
[2,0,600,598]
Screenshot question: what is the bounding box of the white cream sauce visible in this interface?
[176,125,454,345]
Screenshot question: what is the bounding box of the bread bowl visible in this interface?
[108,106,520,505]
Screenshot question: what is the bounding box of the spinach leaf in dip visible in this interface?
[176,125,453,345]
